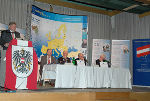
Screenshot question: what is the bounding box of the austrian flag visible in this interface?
[5,39,38,90]
[136,44,150,57]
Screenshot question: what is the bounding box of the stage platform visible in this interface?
[0,86,150,101]
[34,83,150,92]
[0,82,150,101]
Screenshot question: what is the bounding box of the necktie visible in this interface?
[12,33,15,39]
[48,58,50,64]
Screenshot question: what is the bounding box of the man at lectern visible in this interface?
[96,54,111,67]
[0,37,2,49]
[75,53,87,66]
[58,50,71,64]
[1,22,20,50]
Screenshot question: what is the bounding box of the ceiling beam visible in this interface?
[123,5,139,11]
[108,10,121,16]
[35,0,109,15]
[139,11,150,18]
[35,0,121,16]
[135,0,150,4]
[134,0,150,18]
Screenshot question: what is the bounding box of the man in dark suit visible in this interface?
[75,53,87,66]
[0,37,2,49]
[58,50,71,64]
[96,54,111,67]
[1,22,20,50]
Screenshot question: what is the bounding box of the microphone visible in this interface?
[103,59,111,67]
[84,57,88,62]
[10,32,15,33]
[103,59,109,62]
[0,30,4,32]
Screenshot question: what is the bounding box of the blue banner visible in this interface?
[32,5,87,27]
[133,39,150,86]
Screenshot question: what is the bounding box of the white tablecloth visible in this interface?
[73,66,95,88]
[55,65,76,88]
[110,68,132,88]
[93,67,112,88]
[42,64,57,80]
[42,64,132,88]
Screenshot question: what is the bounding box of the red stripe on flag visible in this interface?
[137,51,150,57]
[28,41,32,47]
[11,39,17,45]
[26,49,38,89]
[137,44,150,51]
[5,39,17,90]
[26,41,38,89]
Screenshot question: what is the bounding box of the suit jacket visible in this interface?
[58,57,71,64]
[0,37,2,46]
[75,58,87,66]
[96,59,111,67]
[1,30,20,50]
[39,55,57,76]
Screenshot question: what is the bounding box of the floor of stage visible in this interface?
[0,82,149,93]
[13,83,150,93]
[1,83,150,101]
[33,88,131,92]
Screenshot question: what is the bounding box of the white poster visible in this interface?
[111,40,130,69]
[92,39,110,66]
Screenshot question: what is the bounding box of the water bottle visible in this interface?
[72,57,75,65]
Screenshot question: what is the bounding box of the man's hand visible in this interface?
[4,43,9,47]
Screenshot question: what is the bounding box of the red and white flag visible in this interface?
[136,44,150,57]
[5,39,38,90]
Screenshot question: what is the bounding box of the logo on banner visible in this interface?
[137,44,150,57]
[12,46,33,78]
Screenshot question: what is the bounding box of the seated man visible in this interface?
[58,50,71,64]
[96,54,111,67]
[39,49,56,86]
[75,53,87,66]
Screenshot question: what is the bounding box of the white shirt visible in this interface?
[100,62,108,68]
[77,60,85,66]
[10,30,15,38]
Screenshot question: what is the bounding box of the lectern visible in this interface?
[1,39,38,90]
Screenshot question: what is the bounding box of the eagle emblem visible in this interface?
[12,48,33,76]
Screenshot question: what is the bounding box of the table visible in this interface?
[42,64,132,88]
[42,64,57,80]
